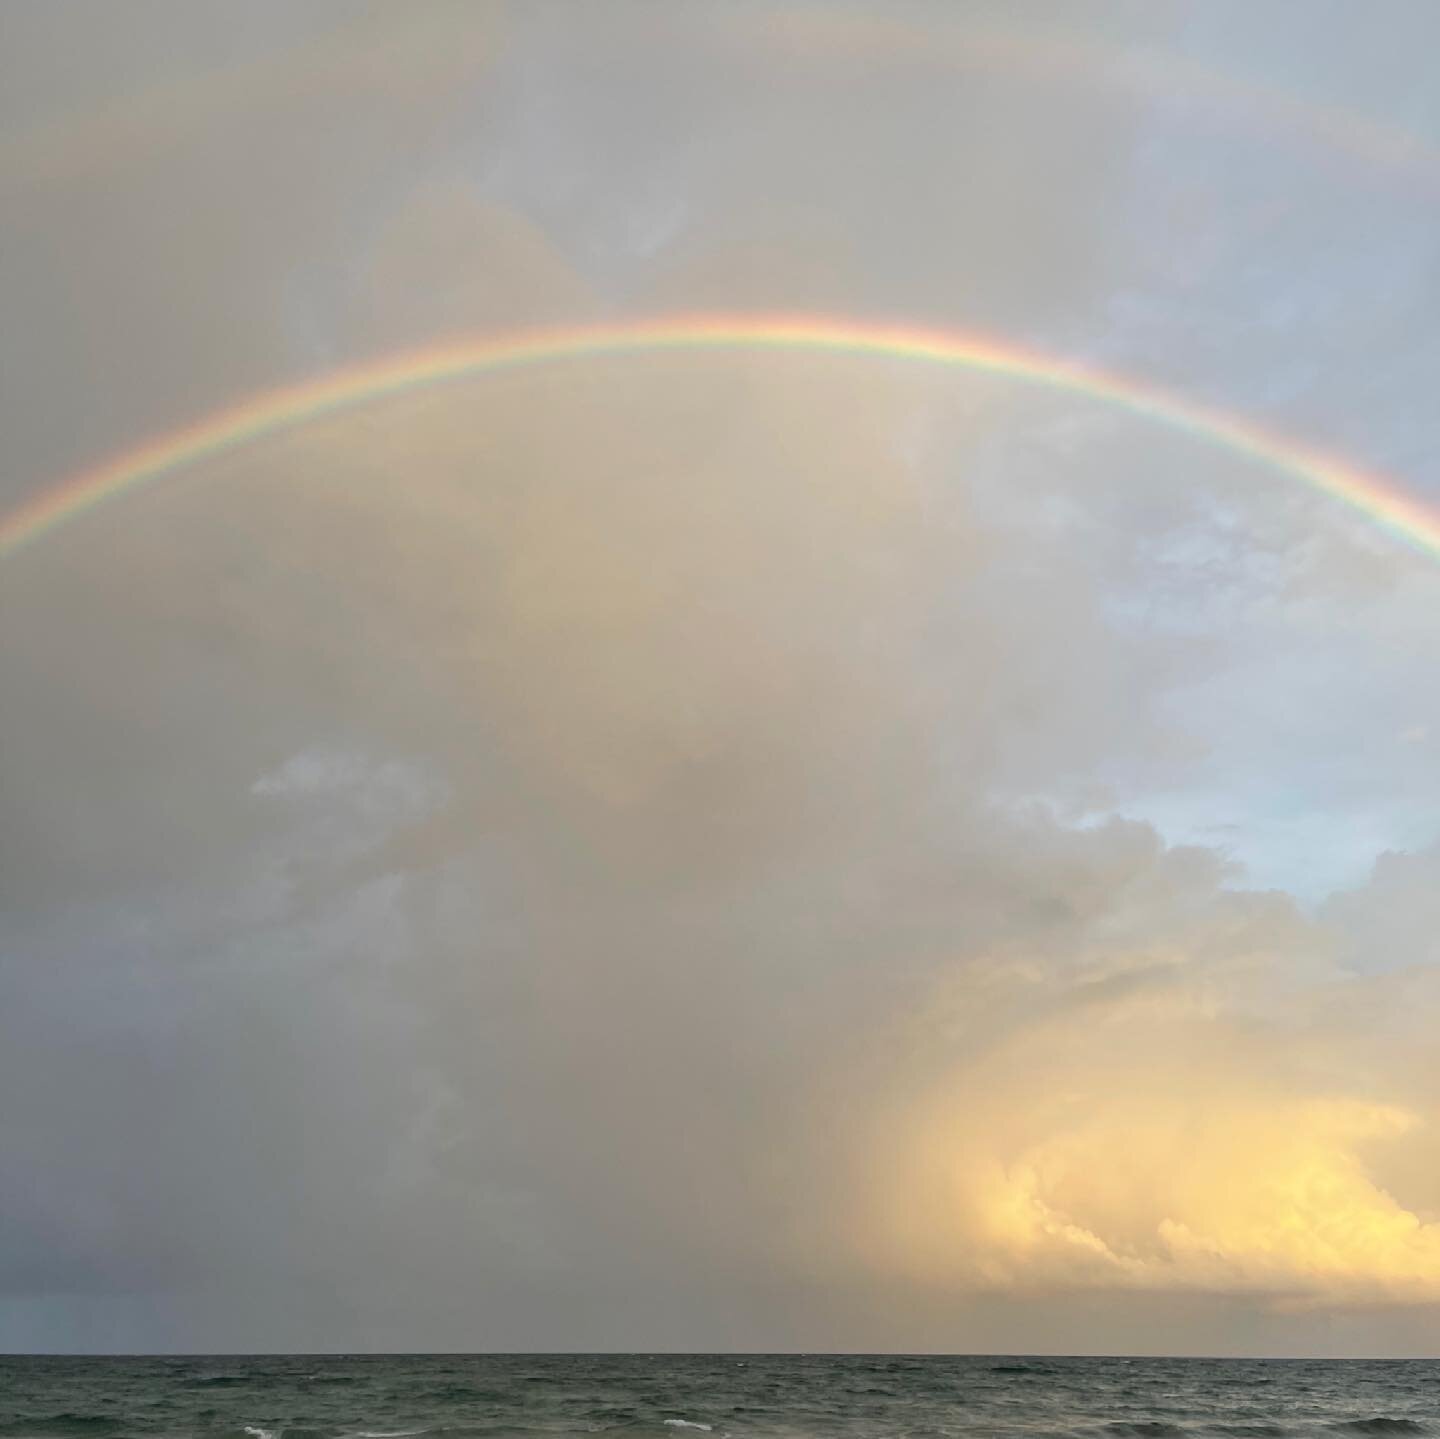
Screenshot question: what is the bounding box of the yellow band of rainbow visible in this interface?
[3,313,1436,561]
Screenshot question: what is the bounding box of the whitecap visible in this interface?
[664,1423,713,1432]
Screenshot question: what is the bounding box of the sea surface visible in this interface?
[0,1355,1433,1439]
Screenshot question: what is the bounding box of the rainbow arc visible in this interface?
[3,314,1436,561]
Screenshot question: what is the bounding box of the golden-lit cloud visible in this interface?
[859,940,1440,1307]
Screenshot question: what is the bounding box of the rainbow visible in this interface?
[9,13,1438,205]
[745,13,1440,194]
[4,313,1438,561]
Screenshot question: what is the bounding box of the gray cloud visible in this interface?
[3,0,1440,1355]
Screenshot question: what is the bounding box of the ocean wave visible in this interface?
[600,1426,729,1439]
[1208,1426,1287,1436]
[0,1416,119,1436]
[1334,1423,1425,1436]
[1105,1424,1188,1438]
[423,1388,509,1406]
[382,1428,582,1439]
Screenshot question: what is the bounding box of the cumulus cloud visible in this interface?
[854,857,1440,1307]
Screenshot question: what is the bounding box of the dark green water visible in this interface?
[0,1355,1433,1439]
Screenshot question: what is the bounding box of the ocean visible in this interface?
[0,1355,1432,1439]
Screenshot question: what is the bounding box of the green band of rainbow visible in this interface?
[3,313,1437,561]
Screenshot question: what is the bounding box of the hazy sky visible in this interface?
[4,0,1440,1356]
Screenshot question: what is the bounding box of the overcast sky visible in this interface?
[4,0,1440,1355]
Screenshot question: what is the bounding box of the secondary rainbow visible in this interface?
[4,313,1438,561]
